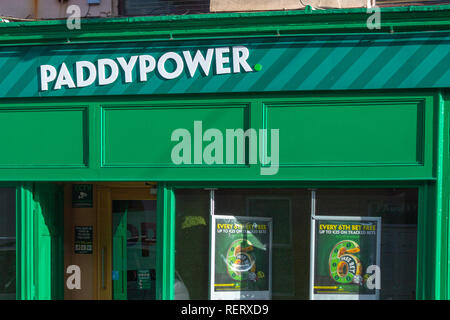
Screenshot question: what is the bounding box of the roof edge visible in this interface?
[0,5,449,45]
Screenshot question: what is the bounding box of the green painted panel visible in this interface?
[265,100,425,166]
[0,107,88,168]
[102,104,248,167]
[0,92,435,181]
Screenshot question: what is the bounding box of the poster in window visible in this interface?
[310,216,381,300]
[210,215,272,300]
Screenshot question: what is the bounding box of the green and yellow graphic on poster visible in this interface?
[311,216,381,300]
[210,215,272,300]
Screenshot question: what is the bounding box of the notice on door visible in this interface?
[74,226,93,254]
[310,216,381,300]
[210,215,272,300]
[72,184,93,208]
[137,270,152,290]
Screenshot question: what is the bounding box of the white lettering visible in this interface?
[117,56,138,83]
[232,46,252,73]
[139,55,156,82]
[157,52,184,80]
[39,46,254,91]
[40,65,57,91]
[98,58,119,86]
[183,49,214,77]
[215,47,231,74]
[54,62,76,90]
[76,61,97,88]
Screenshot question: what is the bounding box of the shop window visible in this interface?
[175,188,310,300]
[315,188,418,300]
[175,189,210,300]
[0,188,16,300]
[174,187,418,300]
[214,189,310,299]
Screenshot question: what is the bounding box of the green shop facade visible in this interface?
[0,5,449,300]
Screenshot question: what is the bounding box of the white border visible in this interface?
[210,215,273,300]
[309,215,382,300]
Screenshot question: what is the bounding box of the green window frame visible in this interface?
[156,181,447,300]
[0,183,64,300]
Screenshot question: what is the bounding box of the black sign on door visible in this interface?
[72,184,93,208]
[74,226,93,254]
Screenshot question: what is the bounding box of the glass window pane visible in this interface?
[315,188,418,300]
[175,189,210,300]
[112,200,157,300]
[0,188,16,300]
[214,189,310,300]
[174,187,418,300]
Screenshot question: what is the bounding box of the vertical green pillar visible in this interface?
[417,182,437,299]
[156,183,175,300]
[438,90,450,300]
[33,183,64,300]
[17,183,64,300]
[421,90,450,300]
[415,91,450,300]
[18,183,35,300]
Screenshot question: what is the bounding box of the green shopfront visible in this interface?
[0,6,449,300]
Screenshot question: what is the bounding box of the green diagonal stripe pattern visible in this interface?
[0,32,449,98]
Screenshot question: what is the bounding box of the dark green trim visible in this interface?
[0,5,450,46]
[168,180,424,189]
[156,183,176,300]
[435,90,450,299]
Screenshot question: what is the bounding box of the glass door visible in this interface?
[112,200,157,300]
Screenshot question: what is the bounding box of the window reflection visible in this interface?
[0,188,16,300]
[174,188,418,300]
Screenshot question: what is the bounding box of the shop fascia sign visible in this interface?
[39,46,255,91]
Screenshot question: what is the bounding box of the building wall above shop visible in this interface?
[210,0,370,13]
[1,0,450,21]
[0,0,118,20]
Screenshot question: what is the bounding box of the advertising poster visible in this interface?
[210,215,272,300]
[310,216,381,300]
